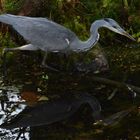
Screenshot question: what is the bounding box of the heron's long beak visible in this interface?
[122,31,136,41]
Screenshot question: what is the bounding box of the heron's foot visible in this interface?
[41,63,59,72]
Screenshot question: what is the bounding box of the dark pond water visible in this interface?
[0,48,140,140]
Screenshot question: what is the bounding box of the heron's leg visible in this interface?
[2,44,39,62]
[2,50,8,82]
[42,53,59,72]
[3,44,38,55]
[2,44,38,78]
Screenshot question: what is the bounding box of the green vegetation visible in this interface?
[2,0,24,13]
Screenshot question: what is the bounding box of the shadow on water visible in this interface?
[0,47,140,140]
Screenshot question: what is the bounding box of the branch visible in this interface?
[91,76,140,94]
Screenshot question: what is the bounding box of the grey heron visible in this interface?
[0,14,135,70]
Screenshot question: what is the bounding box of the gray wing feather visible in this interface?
[0,14,77,52]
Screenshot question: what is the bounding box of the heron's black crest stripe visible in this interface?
[104,18,110,22]
[112,25,117,28]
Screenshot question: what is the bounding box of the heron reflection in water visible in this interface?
[0,93,101,129]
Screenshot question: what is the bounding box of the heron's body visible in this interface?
[0,14,134,70]
[0,14,91,53]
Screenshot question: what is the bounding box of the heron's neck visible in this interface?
[82,32,99,51]
[70,20,106,52]
[71,29,99,52]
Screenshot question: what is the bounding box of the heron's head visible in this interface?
[103,18,135,41]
